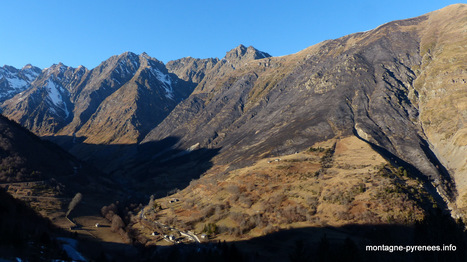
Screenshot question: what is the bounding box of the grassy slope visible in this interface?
[134,136,438,244]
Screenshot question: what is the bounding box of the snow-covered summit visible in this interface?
[0,64,41,102]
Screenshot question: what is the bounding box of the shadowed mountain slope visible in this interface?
[0,114,83,183]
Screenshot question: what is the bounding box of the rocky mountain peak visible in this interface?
[85,52,142,86]
[216,44,272,73]
[21,64,41,75]
[0,64,42,102]
[49,62,69,71]
[139,52,166,71]
[40,63,79,86]
[22,63,36,69]
[75,65,87,74]
[100,51,140,69]
[227,44,248,57]
[113,52,141,74]
[2,65,18,73]
[224,44,271,63]
[119,51,139,61]
[140,52,152,60]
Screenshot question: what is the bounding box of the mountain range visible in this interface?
[0,4,466,260]
[1,52,195,144]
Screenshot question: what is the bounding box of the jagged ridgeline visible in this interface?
[1,53,195,144]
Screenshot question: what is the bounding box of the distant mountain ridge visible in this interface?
[0,64,41,102]
[1,52,196,144]
[0,45,272,145]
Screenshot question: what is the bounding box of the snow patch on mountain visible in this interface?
[7,77,28,90]
[46,80,62,105]
[150,67,174,99]
[0,66,40,101]
[23,70,40,82]
[45,80,69,118]
[0,69,27,90]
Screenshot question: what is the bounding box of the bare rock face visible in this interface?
[142,4,467,215]
[192,45,271,94]
[222,44,271,68]
[166,57,219,84]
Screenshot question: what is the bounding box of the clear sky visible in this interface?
[0,0,462,69]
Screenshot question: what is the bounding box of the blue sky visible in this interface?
[0,0,462,69]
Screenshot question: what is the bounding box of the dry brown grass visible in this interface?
[134,136,435,243]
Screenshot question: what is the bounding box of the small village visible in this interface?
[137,198,208,246]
